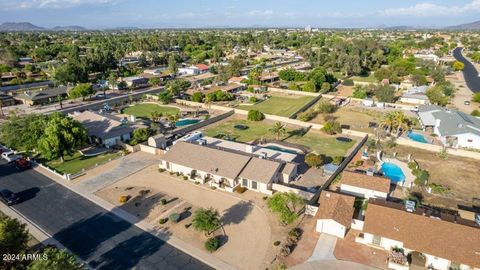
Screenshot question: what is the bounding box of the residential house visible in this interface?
[14,86,68,106]
[71,110,132,148]
[340,171,391,200]
[356,200,480,270]
[122,76,149,89]
[195,64,210,74]
[315,191,355,238]
[418,105,480,150]
[0,94,16,107]
[178,66,201,76]
[159,141,293,194]
[413,52,439,64]
[400,85,430,105]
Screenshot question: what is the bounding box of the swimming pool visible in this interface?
[381,162,405,183]
[264,145,299,154]
[407,131,429,144]
[175,119,201,127]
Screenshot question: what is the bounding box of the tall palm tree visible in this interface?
[269,122,286,141]
[380,112,395,133]
[393,111,410,136]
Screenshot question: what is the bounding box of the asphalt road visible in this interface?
[0,161,211,270]
[453,47,480,93]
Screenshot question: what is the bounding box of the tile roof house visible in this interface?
[160,141,290,194]
[418,105,480,150]
[14,87,68,106]
[71,111,132,148]
[356,201,480,270]
[340,171,391,199]
[315,191,355,238]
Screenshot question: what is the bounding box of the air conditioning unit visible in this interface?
[405,200,416,213]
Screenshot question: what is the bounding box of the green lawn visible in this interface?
[45,151,122,174]
[238,95,315,117]
[123,103,180,118]
[351,74,378,83]
[203,120,355,157]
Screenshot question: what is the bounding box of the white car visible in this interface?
[1,151,21,163]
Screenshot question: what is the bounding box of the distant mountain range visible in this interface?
[2,20,480,31]
[0,22,86,31]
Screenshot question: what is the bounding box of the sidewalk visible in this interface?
[33,165,237,270]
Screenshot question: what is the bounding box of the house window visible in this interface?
[467,139,473,143]
[372,235,382,246]
[242,178,248,187]
[251,181,257,190]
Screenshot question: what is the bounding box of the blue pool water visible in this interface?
[381,162,405,183]
[264,145,298,154]
[175,119,200,127]
[407,131,429,144]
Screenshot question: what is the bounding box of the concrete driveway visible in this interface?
[290,260,379,270]
[307,233,338,261]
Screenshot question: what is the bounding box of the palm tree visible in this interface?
[269,122,286,141]
[380,112,395,133]
[392,111,410,136]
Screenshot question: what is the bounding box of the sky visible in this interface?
[0,0,479,28]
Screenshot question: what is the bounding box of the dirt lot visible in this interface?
[310,106,384,133]
[389,145,480,210]
[96,165,292,270]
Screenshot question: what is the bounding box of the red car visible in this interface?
[14,158,31,170]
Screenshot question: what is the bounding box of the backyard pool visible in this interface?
[407,131,429,144]
[175,119,201,127]
[264,145,300,154]
[381,162,405,183]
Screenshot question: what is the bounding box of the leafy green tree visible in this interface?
[38,113,87,162]
[204,237,219,252]
[191,92,204,103]
[267,192,305,224]
[316,99,335,114]
[158,92,173,104]
[471,109,480,117]
[247,110,264,121]
[0,114,48,151]
[375,85,396,103]
[168,54,178,74]
[68,83,96,101]
[149,77,161,86]
[28,247,83,270]
[472,93,480,103]
[304,153,326,168]
[192,208,221,236]
[132,128,152,143]
[321,120,342,135]
[352,87,368,99]
[0,216,29,269]
[426,87,448,106]
[302,81,316,92]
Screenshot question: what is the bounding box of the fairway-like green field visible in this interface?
[203,119,356,157]
[123,103,180,118]
[45,151,122,174]
[238,95,315,117]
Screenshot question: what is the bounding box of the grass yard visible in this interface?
[351,74,377,83]
[203,119,356,157]
[45,151,122,174]
[238,95,315,117]
[122,103,180,118]
[311,106,384,133]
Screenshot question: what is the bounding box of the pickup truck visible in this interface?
[1,151,21,163]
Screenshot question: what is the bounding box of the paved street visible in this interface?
[453,47,480,93]
[0,160,211,270]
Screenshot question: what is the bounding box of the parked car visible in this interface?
[14,158,31,170]
[1,151,20,163]
[0,189,20,206]
[464,100,471,105]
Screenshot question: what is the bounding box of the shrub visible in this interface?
[169,213,181,223]
[414,169,429,186]
[119,195,130,204]
[471,109,480,117]
[298,110,318,122]
[332,156,344,165]
[321,120,342,135]
[185,223,192,228]
[342,79,354,86]
[235,186,247,194]
[205,237,220,252]
[288,228,302,241]
[428,183,449,194]
[159,218,168,224]
[473,93,480,103]
[280,245,292,257]
[210,186,217,190]
[247,109,265,121]
[304,153,326,168]
[161,199,167,205]
[273,241,281,246]
[262,196,268,201]
[315,99,335,114]
[159,168,166,173]
[249,96,258,103]
[183,176,188,180]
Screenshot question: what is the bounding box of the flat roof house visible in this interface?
[356,200,480,270]
[340,171,391,200]
[159,141,291,194]
[418,105,480,150]
[14,86,68,106]
[315,191,355,238]
[71,111,132,148]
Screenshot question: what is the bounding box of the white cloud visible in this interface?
[0,0,120,10]
[380,0,480,17]
[247,9,274,16]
